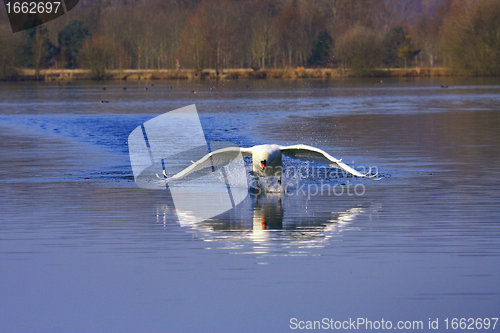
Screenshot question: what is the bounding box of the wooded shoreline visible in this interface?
[13,67,461,81]
[2,0,500,82]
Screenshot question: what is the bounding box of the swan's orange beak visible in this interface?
[260,162,266,169]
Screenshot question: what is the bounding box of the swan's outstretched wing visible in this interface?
[160,147,252,182]
[279,144,366,177]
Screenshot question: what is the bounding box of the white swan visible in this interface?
[160,144,373,184]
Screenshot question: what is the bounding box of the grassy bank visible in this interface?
[12,67,456,81]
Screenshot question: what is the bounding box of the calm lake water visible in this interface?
[0,78,499,332]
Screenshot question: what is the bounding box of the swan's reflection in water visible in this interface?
[156,192,380,258]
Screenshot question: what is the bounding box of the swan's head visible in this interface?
[260,160,267,169]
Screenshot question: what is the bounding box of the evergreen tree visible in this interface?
[307,30,332,67]
[382,26,406,67]
[58,20,92,68]
[383,25,419,68]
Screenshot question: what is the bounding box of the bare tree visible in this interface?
[192,0,240,78]
[81,36,115,79]
[278,1,301,67]
[179,10,208,74]
[252,14,278,69]
[0,28,22,80]
[148,1,185,70]
[30,27,51,79]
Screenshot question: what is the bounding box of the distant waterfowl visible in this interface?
[441,85,449,88]
[191,90,196,94]
[100,100,109,103]
[160,144,374,185]
[123,87,127,90]
[102,87,106,90]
